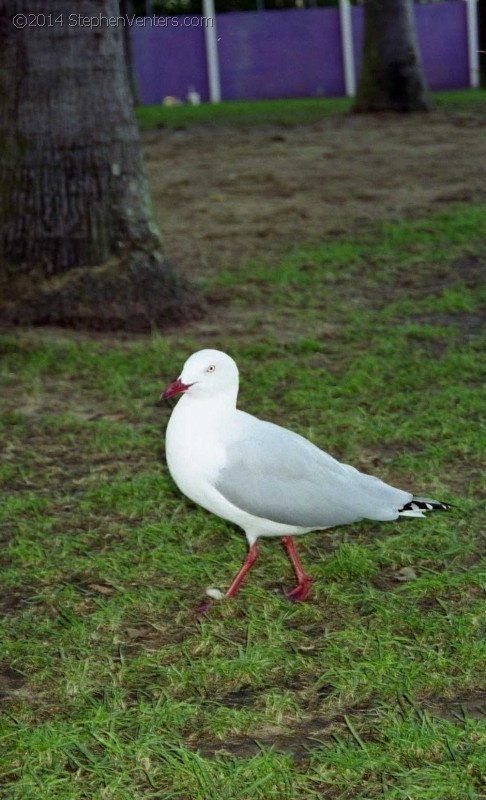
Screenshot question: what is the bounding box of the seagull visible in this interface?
[162,349,451,604]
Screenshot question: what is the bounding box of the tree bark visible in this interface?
[119,0,139,105]
[354,0,432,113]
[0,0,204,331]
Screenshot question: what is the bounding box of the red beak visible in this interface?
[161,378,192,400]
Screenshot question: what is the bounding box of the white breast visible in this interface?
[165,395,314,543]
[166,396,225,506]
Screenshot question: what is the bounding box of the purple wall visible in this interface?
[131,20,209,105]
[131,3,470,106]
[415,2,469,90]
[217,9,345,100]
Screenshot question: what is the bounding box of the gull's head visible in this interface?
[161,349,239,401]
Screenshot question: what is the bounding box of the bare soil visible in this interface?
[198,688,486,761]
[144,109,486,278]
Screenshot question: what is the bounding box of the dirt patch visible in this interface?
[410,312,484,341]
[198,690,486,761]
[0,665,27,702]
[144,110,486,278]
[198,709,349,761]
[424,689,486,723]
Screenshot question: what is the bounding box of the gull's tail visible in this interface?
[399,496,453,519]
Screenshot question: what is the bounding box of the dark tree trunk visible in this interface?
[354,0,432,113]
[0,0,204,331]
[478,0,486,87]
[119,0,139,105]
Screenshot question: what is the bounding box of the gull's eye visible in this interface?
[206,364,216,373]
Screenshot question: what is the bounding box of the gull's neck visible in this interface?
[179,387,238,417]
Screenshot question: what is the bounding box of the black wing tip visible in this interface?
[400,498,455,513]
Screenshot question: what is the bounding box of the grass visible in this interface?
[1,199,485,796]
[136,96,353,130]
[135,89,486,130]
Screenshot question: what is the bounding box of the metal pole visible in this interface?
[202,0,222,102]
[339,0,356,97]
[465,0,480,88]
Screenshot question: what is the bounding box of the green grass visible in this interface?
[136,89,486,130]
[1,202,485,798]
[136,96,353,130]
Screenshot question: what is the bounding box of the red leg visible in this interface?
[225,541,258,598]
[195,542,259,615]
[282,536,312,602]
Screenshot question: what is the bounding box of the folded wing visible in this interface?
[215,417,411,528]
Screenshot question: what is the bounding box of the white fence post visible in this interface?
[339,0,356,97]
[202,0,222,103]
[465,0,480,88]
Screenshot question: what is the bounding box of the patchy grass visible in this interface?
[136,89,486,131]
[1,203,485,798]
[136,96,353,130]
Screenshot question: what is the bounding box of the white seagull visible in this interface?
[162,349,451,604]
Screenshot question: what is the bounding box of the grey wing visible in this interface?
[215,420,411,528]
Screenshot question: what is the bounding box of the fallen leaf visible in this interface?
[88,583,115,595]
[394,567,418,582]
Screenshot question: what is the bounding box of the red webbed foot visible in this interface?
[287,576,312,603]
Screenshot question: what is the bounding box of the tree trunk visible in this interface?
[0,0,204,331]
[119,0,139,105]
[354,0,432,113]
